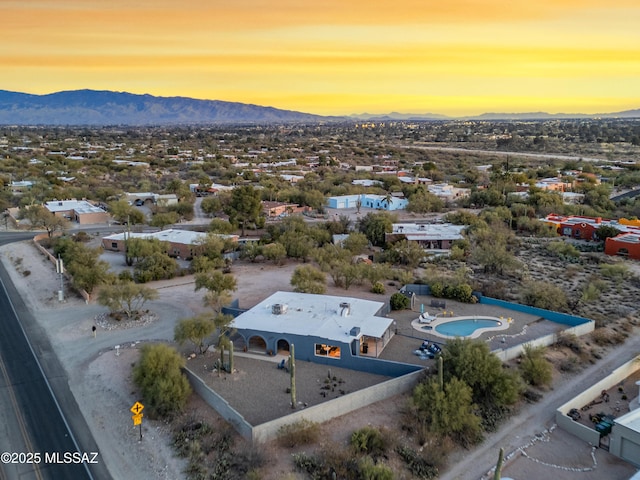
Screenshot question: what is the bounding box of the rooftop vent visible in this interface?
[272,303,287,315]
[339,302,351,317]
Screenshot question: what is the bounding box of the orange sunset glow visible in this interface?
[1,0,639,116]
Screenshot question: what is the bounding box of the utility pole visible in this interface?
[56,254,64,302]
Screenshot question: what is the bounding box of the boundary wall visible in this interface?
[555,356,640,445]
[32,233,91,302]
[184,366,423,444]
[492,321,595,362]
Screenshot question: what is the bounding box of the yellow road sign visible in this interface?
[130,401,144,415]
[132,413,143,426]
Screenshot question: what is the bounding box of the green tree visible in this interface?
[358,212,395,247]
[149,211,179,229]
[134,252,178,282]
[390,292,410,310]
[174,314,216,354]
[194,271,237,312]
[441,338,522,422]
[224,185,262,235]
[126,237,168,266]
[133,344,191,419]
[595,224,621,241]
[263,242,287,265]
[290,265,326,294]
[201,196,222,216]
[57,241,111,294]
[108,199,145,225]
[22,205,69,237]
[280,231,315,261]
[208,218,236,234]
[412,376,483,447]
[407,189,445,213]
[342,232,369,255]
[97,281,159,319]
[384,239,425,270]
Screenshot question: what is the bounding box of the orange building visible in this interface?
[605,233,640,260]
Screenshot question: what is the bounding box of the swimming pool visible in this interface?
[434,318,502,337]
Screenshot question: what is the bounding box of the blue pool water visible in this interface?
[434,319,501,337]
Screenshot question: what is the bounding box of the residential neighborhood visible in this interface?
[1,119,640,479]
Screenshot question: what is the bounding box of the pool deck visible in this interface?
[411,314,511,339]
[378,295,566,366]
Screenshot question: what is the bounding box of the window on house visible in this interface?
[315,343,341,359]
[111,242,117,249]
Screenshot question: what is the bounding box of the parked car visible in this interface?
[428,343,442,355]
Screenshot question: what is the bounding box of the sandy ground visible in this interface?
[0,238,408,480]
[2,236,639,480]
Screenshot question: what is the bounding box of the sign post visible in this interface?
[130,401,144,441]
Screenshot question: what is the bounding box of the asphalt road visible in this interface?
[0,232,107,480]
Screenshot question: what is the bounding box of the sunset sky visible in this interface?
[2,0,639,116]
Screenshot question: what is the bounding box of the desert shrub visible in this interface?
[276,419,321,448]
[600,263,630,280]
[546,241,580,259]
[591,328,616,346]
[371,281,385,294]
[522,280,568,311]
[559,356,579,372]
[358,457,394,480]
[523,389,543,403]
[555,332,585,356]
[390,292,410,310]
[292,453,325,477]
[173,420,215,457]
[118,270,134,282]
[396,446,439,480]
[429,282,444,297]
[132,343,191,419]
[519,344,553,387]
[73,231,90,242]
[22,269,31,276]
[350,426,387,457]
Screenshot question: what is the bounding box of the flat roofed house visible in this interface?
[101,229,238,259]
[386,223,465,252]
[44,200,109,225]
[231,291,395,369]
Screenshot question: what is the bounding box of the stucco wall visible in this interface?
[556,356,640,447]
[185,365,422,443]
[492,321,595,362]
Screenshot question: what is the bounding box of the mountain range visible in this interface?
[0,89,638,125]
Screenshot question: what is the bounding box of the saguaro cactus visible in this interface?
[290,343,296,409]
[229,340,234,373]
[493,447,504,480]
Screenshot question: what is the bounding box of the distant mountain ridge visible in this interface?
[0,89,638,125]
[352,109,640,121]
[0,89,332,125]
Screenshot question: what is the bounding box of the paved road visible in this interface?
[398,144,616,164]
[0,233,107,480]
